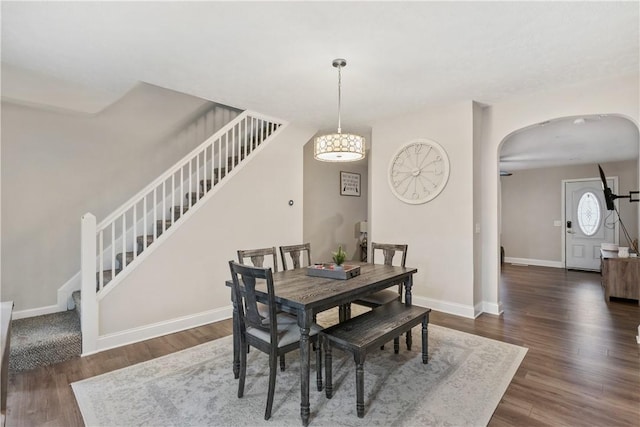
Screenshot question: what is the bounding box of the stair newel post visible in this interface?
[81,213,99,355]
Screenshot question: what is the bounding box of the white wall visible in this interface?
[480,73,640,312]
[1,83,239,312]
[501,160,638,265]
[98,124,315,338]
[303,134,369,263]
[371,102,476,318]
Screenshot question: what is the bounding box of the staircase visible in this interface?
[80,111,285,354]
[10,110,285,371]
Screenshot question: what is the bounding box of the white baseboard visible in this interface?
[413,296,502,319]
[478,301,503,316]
[88,306,233,356]
[12,304,62,320]
[412,295,476,319]
[504,257,563,268]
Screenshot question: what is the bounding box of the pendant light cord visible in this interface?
[337,64,342,134]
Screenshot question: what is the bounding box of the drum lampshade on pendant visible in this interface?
[314,59,365,162]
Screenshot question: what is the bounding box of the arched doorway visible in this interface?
[498,114,638,273]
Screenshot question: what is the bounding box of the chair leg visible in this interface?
[394,337,400,354]
[232,315,240,379]
[316,338,323,391]
[324,339,333,398]
[265,353,277,420]
[280,354,286,371]
[406,329,412,350]
[238,340,247,398]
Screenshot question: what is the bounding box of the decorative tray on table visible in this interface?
[306,264,361,280]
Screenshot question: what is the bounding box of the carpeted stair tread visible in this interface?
[156,219,173,235]
[185,192,205,202]
[72,290,82,317]
[136,234,155,248]
[115,251,136,267]
[170,205,189,220]
[96,268,122,289]
[10,310,81,372]
[200,178,219,192]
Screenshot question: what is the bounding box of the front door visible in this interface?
[565,178,617,270]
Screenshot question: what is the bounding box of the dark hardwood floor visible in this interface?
[6,264,639,426]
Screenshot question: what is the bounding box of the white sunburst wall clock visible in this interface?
[388,138,450,204]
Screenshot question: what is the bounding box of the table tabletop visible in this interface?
[226,262,417,312]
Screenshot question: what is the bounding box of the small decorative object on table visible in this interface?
[307,263,361,280]
[307,245,360,279]
[332,245,347,269]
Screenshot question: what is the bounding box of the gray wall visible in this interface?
[500,160,639,263]
[97,123,314,341]
[371,101,477,317]
[1,83,239,311]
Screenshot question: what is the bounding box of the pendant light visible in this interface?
[314,58,365,162]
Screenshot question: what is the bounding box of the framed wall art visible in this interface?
[340,171,361,197]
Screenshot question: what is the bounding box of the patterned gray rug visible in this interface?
[72,323,527,426]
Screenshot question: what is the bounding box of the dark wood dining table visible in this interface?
[226,262,418,426]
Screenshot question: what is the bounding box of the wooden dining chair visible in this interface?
[229,261,323,421]
[237,247,279,272]
[279,243,312,270]
[351,243,410,352]
[237,246,288,370]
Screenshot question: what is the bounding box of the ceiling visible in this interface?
[501,114,639,172]
[2,1,639,169]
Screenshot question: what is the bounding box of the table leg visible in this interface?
[404,274,413,306]
[298,309,312,426]
[338,303,352,322]
[231,290,240,379]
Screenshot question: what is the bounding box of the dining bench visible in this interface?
[320,300,431,418]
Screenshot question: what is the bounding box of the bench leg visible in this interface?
[355,353,366,418]
[421,315,429,364]
[324,339,333,398]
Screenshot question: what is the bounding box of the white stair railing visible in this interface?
[80,111,286,354]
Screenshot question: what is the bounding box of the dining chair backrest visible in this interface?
[228,261,277,341]
[371,242,408,267]
[237,247,279,273]
[280,243,312,270]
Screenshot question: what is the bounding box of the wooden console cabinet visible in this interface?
[600,250,640,305]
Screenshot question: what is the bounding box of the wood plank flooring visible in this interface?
[6,264,639,426]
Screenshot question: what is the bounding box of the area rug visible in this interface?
[72,324,526,426]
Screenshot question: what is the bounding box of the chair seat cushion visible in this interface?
[257,303,294,321]
[248,314,322,348]
[354,289,399,306]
